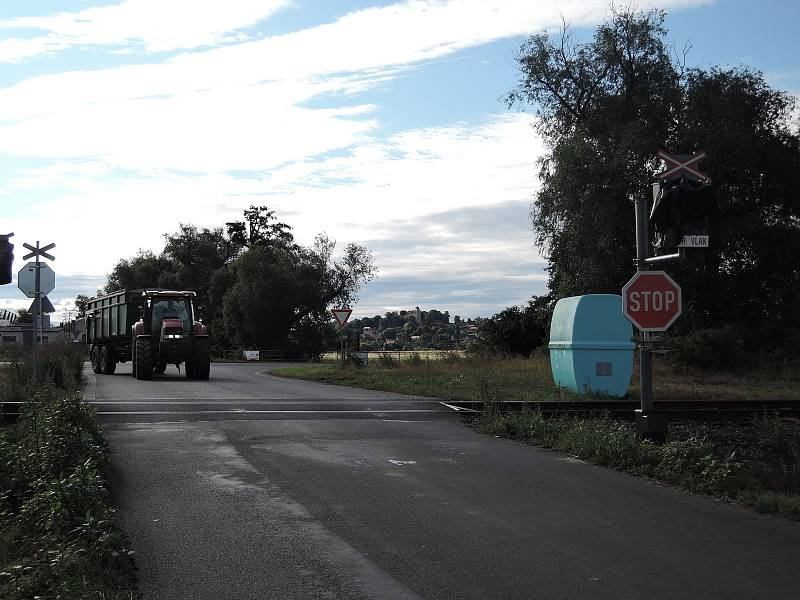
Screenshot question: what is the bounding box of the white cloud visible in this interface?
[0,0,710,318]
[0,0,709,121]
[3,112,541,282]
[0,0,291,59]
[0,0,709,176]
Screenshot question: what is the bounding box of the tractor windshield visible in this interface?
[151,298,192,333]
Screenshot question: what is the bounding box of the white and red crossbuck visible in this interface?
[656,149,709,183]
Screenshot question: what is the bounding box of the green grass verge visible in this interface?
[273,352,800,403]
[0,349,136,599]
[477,409,800,521]
[272,354,583,402]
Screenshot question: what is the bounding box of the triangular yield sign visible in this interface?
[331,308,352,327]
[29,295,56,314]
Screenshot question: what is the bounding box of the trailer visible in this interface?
[86,288,210,380]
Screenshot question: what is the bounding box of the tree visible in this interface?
[507,9,800,328]
[469,296,551,356]
[225,205,293,250]
[104,206,376,356]
[74,294,90,316]
[219,236,375,353]
[104,250,173,293]
[160,224,241,295]
[16,308,32,324]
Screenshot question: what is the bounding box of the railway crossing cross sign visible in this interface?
[656,148,708,183]
[331,308,352,327]
[622,271,682,332]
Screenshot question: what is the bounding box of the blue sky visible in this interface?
[0,0,798,323]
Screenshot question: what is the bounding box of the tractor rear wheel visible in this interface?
[190,337,211,380]
[100,346,117,375]
[135,338,154,380]
[90,346,101,374]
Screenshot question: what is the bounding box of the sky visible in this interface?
[0,0,798,323]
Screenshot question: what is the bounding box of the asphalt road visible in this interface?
[99,362,800,600]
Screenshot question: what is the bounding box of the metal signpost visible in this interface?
[18,241,56,384]
[331,308,353,366]
[623,149,709,440]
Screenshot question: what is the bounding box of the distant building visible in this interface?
[413,306,423,325]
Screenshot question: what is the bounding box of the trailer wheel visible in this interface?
[100,346,117,375]
[135,338,154,380]
[90,346,102,374]
[190,337,211,380]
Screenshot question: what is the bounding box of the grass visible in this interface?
[274,352,584,402]
[0,347,137,599]
[274,351,800,403]
[477,409,800,520]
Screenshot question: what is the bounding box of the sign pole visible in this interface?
[330,308,353,367]
[632,189,670,440]
[20,240,56,386]
[635,194,653,416]
[32,242,41,384]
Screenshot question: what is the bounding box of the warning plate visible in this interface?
[678,235,709,248]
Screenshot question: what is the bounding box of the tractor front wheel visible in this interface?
[190,338,211,380]
[135,338,154,380]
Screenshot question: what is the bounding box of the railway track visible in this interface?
[4,398,799,423]
[442,399,800,421]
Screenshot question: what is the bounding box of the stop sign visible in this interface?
[622,271,682,331]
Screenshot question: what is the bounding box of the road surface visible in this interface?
[98,362,800,600]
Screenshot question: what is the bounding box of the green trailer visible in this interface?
[86,288,210,380]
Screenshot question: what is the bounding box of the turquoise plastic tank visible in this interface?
[548,294,634,397]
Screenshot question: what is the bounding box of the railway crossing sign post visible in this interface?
[623,149,711,440]
[18,241,56,385]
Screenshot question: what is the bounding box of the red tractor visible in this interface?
[86,289,211,380]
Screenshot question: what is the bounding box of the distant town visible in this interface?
[0,304,486,353]
[345,307,484,351]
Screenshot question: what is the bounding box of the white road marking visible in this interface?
[440,402,478,413]
[387,460,417,466]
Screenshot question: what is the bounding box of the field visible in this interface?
[274,351,800,403]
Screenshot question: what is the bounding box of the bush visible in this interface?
[377,352,398,368]
[0,350,135,599]
[667,325,748,370]
[345,353,367,369]
[477,411,742,498]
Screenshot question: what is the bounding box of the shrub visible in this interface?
[477,412,742,498]
[0,357,135,599]
[667,325,748,370]
[377,352,398,368]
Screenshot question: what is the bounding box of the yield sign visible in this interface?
[331,308,352,327]
[657,149,708,183]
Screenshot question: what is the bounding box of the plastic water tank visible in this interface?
[548,294,634,397]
